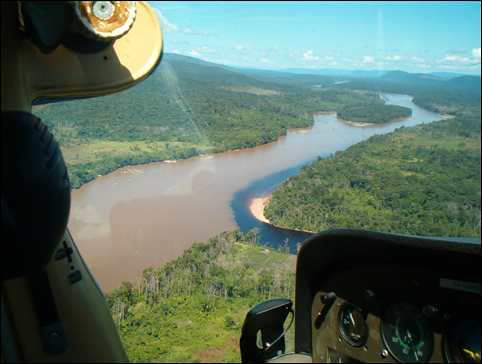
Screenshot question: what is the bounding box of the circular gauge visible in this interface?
[444,320,481,363]
[338,303,369,347]
[381,303,434,363]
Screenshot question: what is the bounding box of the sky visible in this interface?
[151,1,481,74]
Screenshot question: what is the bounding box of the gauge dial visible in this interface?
[381,303,434,363]
[338,303,368,347]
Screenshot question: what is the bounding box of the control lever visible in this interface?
[240,298,293,363]
[314,292,337,329]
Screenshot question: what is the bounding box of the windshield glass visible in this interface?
[32,1,481,362]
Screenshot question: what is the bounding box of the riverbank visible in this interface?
[338,118,376,127]
[68,121,318,191]
[249,195,315,234]
[337,113,415,128]
[249,196,272,223]
[108,230,296,362]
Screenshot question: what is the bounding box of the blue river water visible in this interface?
[231,163,316,253]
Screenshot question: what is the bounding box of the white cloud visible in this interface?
[260,57,271,64]
[235,45,245,51]
[385,55,403,61]
[446,55,470,63]
[437,64,476,71]
[473,48,481,61]
[189,50,201,57]
[362,55,375,65]
[439,54,473,65]
[432,50,481,71]
[301,51,340,66]
[303,50,320,62]
[434,48,481,69]
[410,56,425,63]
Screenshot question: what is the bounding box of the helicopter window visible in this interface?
[27,1,480,362]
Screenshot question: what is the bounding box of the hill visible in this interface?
[430,72,469,79]
[380,71,481,91]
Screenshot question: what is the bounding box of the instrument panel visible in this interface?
[310,265,480,363]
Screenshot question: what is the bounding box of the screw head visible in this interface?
[93,1,115,20]
[381,349,389,358]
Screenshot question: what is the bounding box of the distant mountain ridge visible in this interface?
[163,53,480,84]
[380,70,481,96]
[278,66,479,80]
[430,72,470,79]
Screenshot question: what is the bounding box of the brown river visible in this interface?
[69,93,446,291]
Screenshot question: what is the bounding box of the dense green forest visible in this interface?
[107,231,295,363]
[338,103,412,124]
[336,71,481,116]
[266,98,481,237]
[33,53,410,188]
[246,68,481,116]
